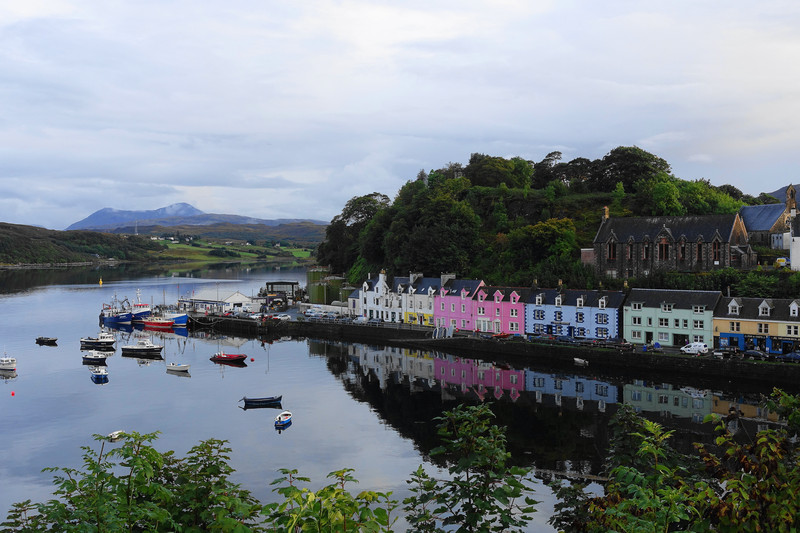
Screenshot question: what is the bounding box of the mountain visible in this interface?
[67,203,327,231]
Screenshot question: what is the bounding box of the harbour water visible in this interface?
[0,264,790,531]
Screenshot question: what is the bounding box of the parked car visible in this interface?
[353,316,368,324]
[679,342,709,355]
[367,318,383,325]
[776,351,800,363]
[274,314,291,321]
[743,349,769,361]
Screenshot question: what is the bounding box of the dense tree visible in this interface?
[464,153,521,188]
[589,146,672,193]
[532,151,563,189]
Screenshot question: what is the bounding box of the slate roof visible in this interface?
[739,203,786,232]
[527,288,626,308]
[593,214,739,243]
[625,288,722,310]
[441,278,483,297]
[714,296,800,322]
[475,286,532,302]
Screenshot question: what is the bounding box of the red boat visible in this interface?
[210,351,247,363]
[142,317,174,329]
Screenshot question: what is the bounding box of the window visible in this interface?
[533,323,543,333]
[631,330,642,340]
[729,304,739,315]
[682,319,688,328]
[631,390,642,401]
[576,298,584,308]
[597,313,608,324]
[495,308,500,316]
[535,295,543,305]
[533,377,545,388]
[674,318,681,328]
[607,241,617,260]
[595,384,609,396]
[632,316,642,325]
[477,306,485,316]
[510,374,518,384]
[554,311,563,321]
[461,319,466,328]
[643,243,650,260]
[627,243,634,259]
[679,241,686,260]
[509,322,519,331]
[554,379,563,390]
[692,335,705,342]
[576,312,584,323]
[576,382,584,393]
[759,306,770,317]
[661,303,674,312]
[510,308,518,317]
[658,242,669,260]
[693,305,705,313]
[647,317,653,326]
[632,302,642,310]
[792,306,799,317]
[658,332,670,342]
[534,309,545,320]
[659,318,669,327]
[693,320,704,329]
[599,298,607,309]
[597,327,609,338]
[758,323,770,334]
[730,322,740,332]
[555,296,562,306]
[451,303,455,312]
[461,304,465,313]
[658,394,669,405]
[788,325,799,336]
[713,241,720,262]
[697,242,703,259]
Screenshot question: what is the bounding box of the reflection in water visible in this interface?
[308,339,787,480]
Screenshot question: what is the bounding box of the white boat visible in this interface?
[107,430,124,441]
[90,366,109,384]
[82,350,109,364]
[166,362,190,373]
[130,289,152,322]
[80,331,116,349]
[120,339,164,357]
[0,354,17,371]
[573,357,589,367]
[274,410,292,428]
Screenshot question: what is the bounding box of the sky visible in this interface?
[2,1,800,230]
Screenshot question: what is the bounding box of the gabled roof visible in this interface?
[593,214,739,244]
[526,288,626,308]
[739,203,787,232]
[626,288,721,309]
[441,279,483,297]
[475,286,531,302]
[407,276,442,295]
[715,296,800,322]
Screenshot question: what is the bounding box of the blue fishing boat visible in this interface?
[101,294,132,326]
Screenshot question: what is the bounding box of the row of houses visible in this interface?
[348,271,800,354]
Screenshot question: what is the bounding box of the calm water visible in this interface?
[0,265,785,531]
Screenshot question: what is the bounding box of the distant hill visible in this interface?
[67,203,327,231]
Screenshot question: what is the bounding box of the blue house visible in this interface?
[524,288,626,340]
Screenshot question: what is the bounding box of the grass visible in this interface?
[158,241,314,264]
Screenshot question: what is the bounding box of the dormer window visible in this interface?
[759,305,771,317]
[632,302,642,311]
[511,295,518,304]
[729,304,739,315]
[661,303,673,312]
[791,304,799,317]
[555,296,562,307]
[535,295,543,305]
[576,297,583,308]
[692,305,705,313]
[494,294,501,303]
[599,297,607,309]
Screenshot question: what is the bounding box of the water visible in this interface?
[0,264,786,531]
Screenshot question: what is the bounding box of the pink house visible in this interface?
[473,286,530,335]
[433,278,484,330]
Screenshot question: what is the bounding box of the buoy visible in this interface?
[11,391,14,396]
[250,357,254,362]
[99,277,103,285]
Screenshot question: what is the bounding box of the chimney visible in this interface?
[410,272,422,285]
[602,206,609,221]
[440,272,456,287]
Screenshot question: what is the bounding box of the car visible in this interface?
[776,351,800,363]
[743,349,769,361]
[274,314,291,321]
[367,318,383,325]
[353,316,368,324]
[556,335,577,344]
[680,342,709,355]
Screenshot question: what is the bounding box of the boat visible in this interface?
[82,350,109,365]
[210,351,247,363]
[120,339,164,357]
[166,362,190,373]
[573,357,589,367]
[142,317,175,329]
[90,366,109,384]
[274,410,292,429]
[107,430,124,441]
[35,337,58,346]
[80,331,116,350]
[239,395,282,409]
[130,289,152,322]
[101,295,133,326]
[0,354,17,371]
[161,310,188,326]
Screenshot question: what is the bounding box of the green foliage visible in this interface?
[263,468,398,532]
[403,403,538,532]
[2,432,265,532]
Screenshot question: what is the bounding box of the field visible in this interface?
[160,240,314,264]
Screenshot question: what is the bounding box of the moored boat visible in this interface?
[90,366,109,384]
[130,289,152,322]
[82,350,109,365]
[274,410,292,429]
[35,337,58,346]
[120,339,164,358]
[80,331,116,350]
[210,351,247,363]
[0,354,17,371]
[101,294,132,326]
[166,362,190,373]
[239,395,282,409]
[142,317,175,329]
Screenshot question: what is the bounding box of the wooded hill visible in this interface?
[0,223,167,265]
[317,146,781,289]
[108,221,326,247]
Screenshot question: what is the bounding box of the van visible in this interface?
[680,342,709,355]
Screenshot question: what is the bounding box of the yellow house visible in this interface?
[714,296,800,354]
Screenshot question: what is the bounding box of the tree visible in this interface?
[464,153,520,188]
[404,404,538,532]
[590,146,672,193]
[532,151,562,189]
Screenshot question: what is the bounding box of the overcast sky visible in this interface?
[2,1,799,230]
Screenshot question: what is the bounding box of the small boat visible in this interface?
[210,351,247,363]
[120,339,164,357]
[107,430,124,441]
[90,366,109,384]
[166,362,190,373]
[239,395,282,409]
[573,357,589,367]
[142,317,174,329]
[82,350,109,365]
[0,354,17,371]
[274,410,292,428]
[35,337,58,346]
[80,331,116,350]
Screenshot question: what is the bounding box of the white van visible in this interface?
[680,342,709,355]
